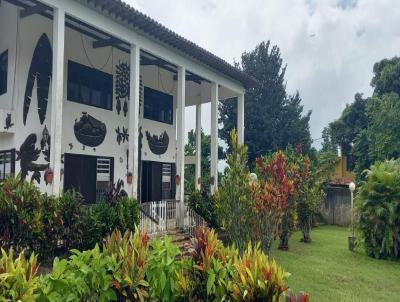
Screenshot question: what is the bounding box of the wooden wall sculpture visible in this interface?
[4,113,14,130]
[73,112,107,147]
[23,33,52,125]
[145,130,169,155]
[40,125,50,162]
[115,126,129,145]
[16,134,49,183]
[115,61,130,117]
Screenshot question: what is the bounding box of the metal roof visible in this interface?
[82,0,258,88]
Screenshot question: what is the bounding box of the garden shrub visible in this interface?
[232,243,289,301]
[177,225,296,302]
[147,236,184,301]
[1,227,310,301]
[216,131,325,253]
[38,246,117,302]
[0,248,40,301]
[77,197,140,251]
[58,190,84,249]
[176,226,237,301]
[103,229,150,301]
[257,150,299,251]
[0,177,61,259]
[115,195,140,232]
[285,289,311,302]
[187,190,218,228]
[0,176,140,258]
[73,203,115,250]
[216,130,255,252]
[356,159,400,259]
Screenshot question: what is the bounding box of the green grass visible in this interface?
[270,225,400,302]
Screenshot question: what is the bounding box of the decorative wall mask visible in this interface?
[115,61,130,116]
[16,134,49,183]
[116,126,129,145]
[146,130,169,155]
[4,113,14,130]
[74,112,107,147]
[40,125,50,162]
[23,33,52,125]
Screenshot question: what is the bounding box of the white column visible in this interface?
[210,82,218,194]
[50,7,65,196]
[195,103,202,191]
[237,92,245,144]
[176,66,186,202]
[128,43,141,199]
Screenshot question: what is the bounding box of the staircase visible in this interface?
[139,200,205,242]
[168,228,191,250]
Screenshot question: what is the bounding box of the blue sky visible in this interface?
[128,0,400,148]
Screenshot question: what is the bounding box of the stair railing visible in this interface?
[184,203,206,237]
[140,200,178,235]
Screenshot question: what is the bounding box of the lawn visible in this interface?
[271,225,400,302]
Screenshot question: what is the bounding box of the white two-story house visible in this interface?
[0,0,255,216]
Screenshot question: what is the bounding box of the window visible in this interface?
[0,149,15,181]
[161,163,172,199]
[67,60,113,110]
[96,157,112,202]
[144,87,173,124]
[0,50,8,96]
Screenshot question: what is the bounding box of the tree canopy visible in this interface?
[321,92,368,169]
[322,56,400,178]
[219,41,312,166]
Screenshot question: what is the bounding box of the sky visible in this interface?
[127,0,400,149]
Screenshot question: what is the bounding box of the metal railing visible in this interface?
[185,206,206,237]
[139,199,205,237]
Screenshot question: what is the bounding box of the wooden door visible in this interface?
[64,154,97,203]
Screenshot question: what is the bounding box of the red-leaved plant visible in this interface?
[251,151,297,253]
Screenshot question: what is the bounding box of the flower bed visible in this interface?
[0,226,310,302]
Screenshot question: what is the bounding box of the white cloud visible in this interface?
[127,0,400,148]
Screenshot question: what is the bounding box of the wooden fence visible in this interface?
[321,185,351,226]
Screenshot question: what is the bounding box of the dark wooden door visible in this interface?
[141,161,175,202]
[64,154,97,203]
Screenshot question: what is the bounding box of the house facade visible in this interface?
[0,0,253,211]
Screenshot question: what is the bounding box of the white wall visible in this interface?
[0,3,177,195]
[0,2,18,111]
[0,3,19,151]
[140,65,176,164]
[0,5,54,194]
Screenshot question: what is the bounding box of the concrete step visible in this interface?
[149,228,192,255]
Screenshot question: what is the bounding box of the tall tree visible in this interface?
[366,92,400,162]
[219,41,312,166]
[322,93,368,162]
[371,57,400,96]
[323,56,400,178]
